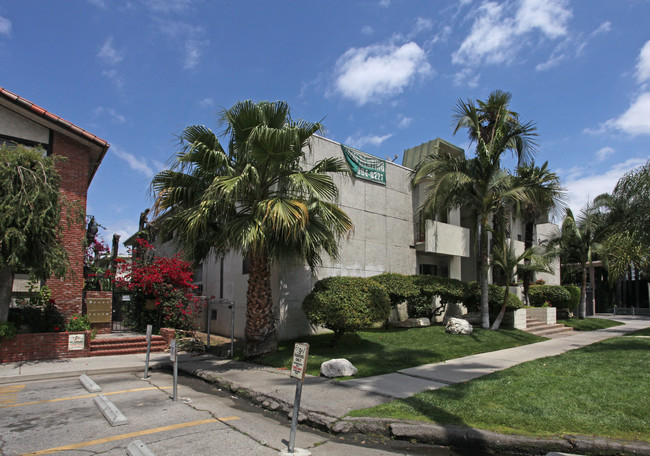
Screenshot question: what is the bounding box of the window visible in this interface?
[419,264,437,276]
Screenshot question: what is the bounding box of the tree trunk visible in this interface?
[479,218,490,329]
[491,285,510,330]
[522,219,535,306]
[616,275,623,308]
[634,267,640,308]
[0,266,15,322]
[579,265,587,319]
[244,253,277,358]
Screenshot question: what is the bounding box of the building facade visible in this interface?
[148,134,559,340]
[0,87,109,318]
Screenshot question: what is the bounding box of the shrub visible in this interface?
[65,313,91,332]
[464,282,523,314]
[528,285,572,308]
[370,273,418,307]
[407,275,467,319]
[0,321,17,341]
[562,285,581,310]
[302,276,390,345]
[9,300,65,333]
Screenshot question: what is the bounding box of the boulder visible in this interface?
[445,317,473,335]
[320,358,358,378]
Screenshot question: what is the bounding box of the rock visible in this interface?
[390,317,431,328]
[320,358,358,378]
[445,317,473,335]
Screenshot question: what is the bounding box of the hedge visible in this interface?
[464,282,523,314]
[528,285,572,308]
[370,273,419,307]
[562,285,581,310]
[302,276,390,345]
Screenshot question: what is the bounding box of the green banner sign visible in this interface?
[340,144,386,185]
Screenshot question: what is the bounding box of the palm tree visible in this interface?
[490,227,552,330]
[557,206,600,319]
[515,161,566,305]
[413,90,537,329]
[151,100,353,357]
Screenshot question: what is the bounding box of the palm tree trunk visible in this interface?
[579,264,587,319]
[0,266,14,322]
[479,219,490,329]
[245,253,277,358]
[522,219,534,306]
[491,285,510,330]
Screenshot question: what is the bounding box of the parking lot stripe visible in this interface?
[0,384,25,405]
[0,386,171,409]
[20,417,240,455]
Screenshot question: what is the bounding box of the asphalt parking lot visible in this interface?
[0,370,449,456]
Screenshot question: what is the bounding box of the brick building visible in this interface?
[0,87,110,318]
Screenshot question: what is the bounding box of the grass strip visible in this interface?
[350,337,650,442]
[558,317,624,331]
[255,326,545,378]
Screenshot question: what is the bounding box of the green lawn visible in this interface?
[350,337,650,442]
[255,326,545,378]
[558,317,624,331]
[625,327,650,336]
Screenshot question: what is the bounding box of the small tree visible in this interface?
[0,145,68,321]
[302,277,390,346]
[116,238,199,332]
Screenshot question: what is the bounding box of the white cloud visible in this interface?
[397,114,413,128]
[0,16,12,36]
[94,106,126,124]
[361,26,373,36]
[452,0,571,66]
[514,0,571,38]
[562,158,649,214]
[606,92,650,136]
[111,146,154,178]
[199,98,214,108]
[536,21,610,72]
[334,42,431,105]
[453,68,480,88]
[86,0,106,8]
[142,0,194,13]
[413,17,434,35]
[344,133,393,149]
[596,147,615,162]
[98,37,124,66]
[636,40,650,84]
[379,0,390,7]
[155,20,207,70]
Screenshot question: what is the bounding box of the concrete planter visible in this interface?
[526,306,556,325]
[501,308,527,329]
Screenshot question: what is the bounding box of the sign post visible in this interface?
[287,342,309,454]
[143,324,152,379]
[170,339,178,401]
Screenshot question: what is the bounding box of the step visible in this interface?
[90,341,166,352]
[524,317,574,338]
[89,346,167,357]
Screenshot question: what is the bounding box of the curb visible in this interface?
[183,365,650,456]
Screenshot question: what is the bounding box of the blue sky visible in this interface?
[1,0,649,248]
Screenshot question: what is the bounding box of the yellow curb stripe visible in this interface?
[20,417,239,455]
[0,384,26,392]
[0,386,171,409]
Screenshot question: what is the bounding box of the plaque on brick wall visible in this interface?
[86,297,112,323]
[68,334,85,350]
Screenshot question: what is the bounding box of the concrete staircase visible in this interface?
[524,317,574,338]
[90,335,167,357]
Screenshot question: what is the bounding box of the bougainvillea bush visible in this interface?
[116,238,200,332]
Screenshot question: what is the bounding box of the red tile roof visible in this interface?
[0,86,110,150]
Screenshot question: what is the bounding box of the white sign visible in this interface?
[68,334,85,351]
[170,339,177,362]
[290,343,309,381]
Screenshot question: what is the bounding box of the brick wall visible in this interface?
[46,131,90,319]
[0,331,92,363]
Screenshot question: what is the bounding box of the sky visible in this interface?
[1,0,649,249]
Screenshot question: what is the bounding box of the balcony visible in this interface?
[423,220,470,257]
